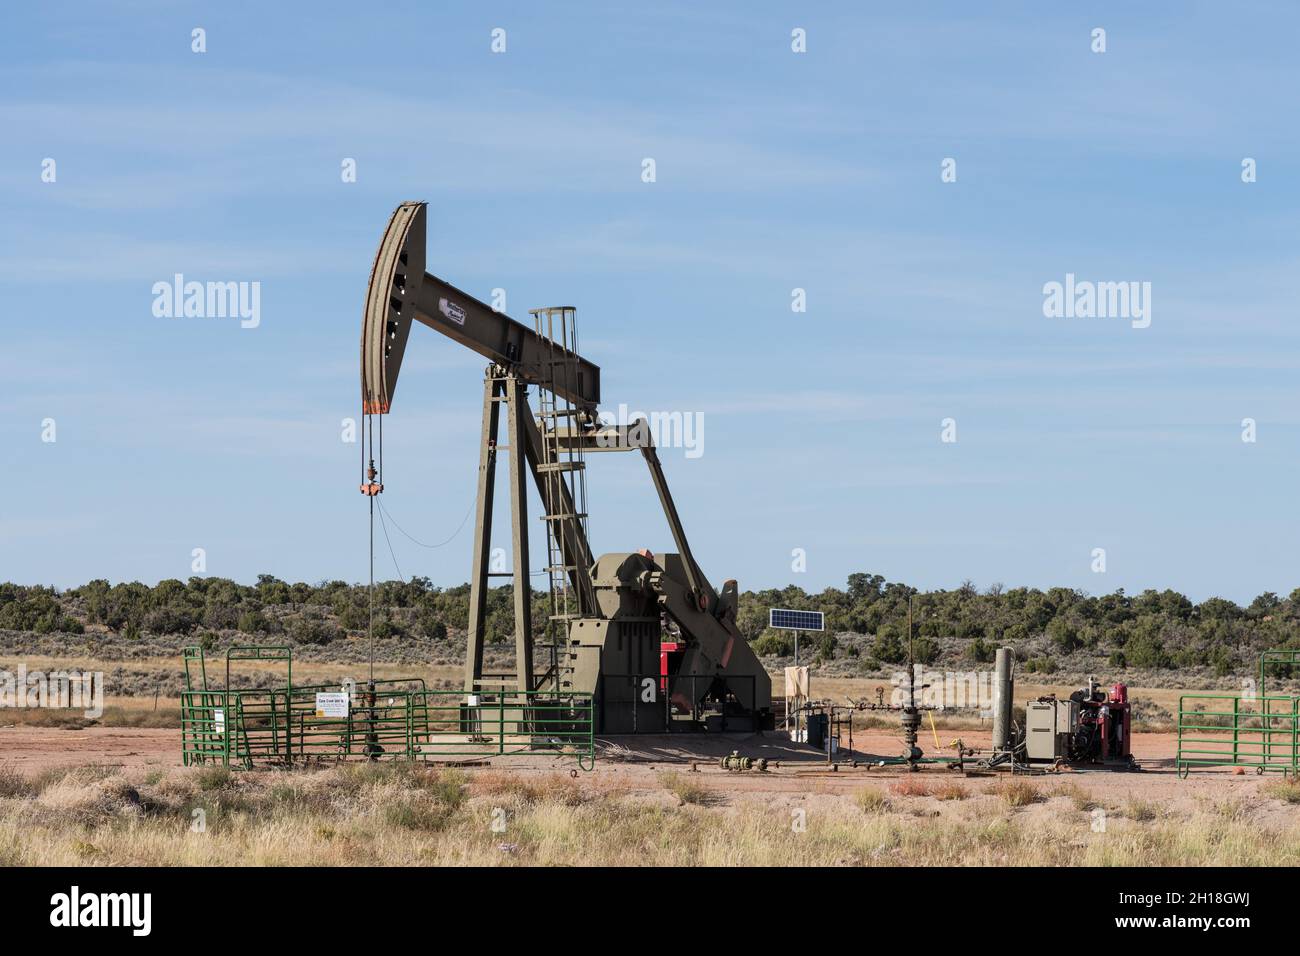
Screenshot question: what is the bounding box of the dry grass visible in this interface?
[1262,779,1300,804]
[0,766,33,799]
[1206,796,1252,825]
[657,771,719,806]
[1123,796,1161,822]
[468,771,586,806]
[0,762,1297,866]
[989,778,1041,807]
[0,704,180,729]
[889,777,932,797]
[1051,781,1096,811]
[855,787,888,813]
[931,780,968,801]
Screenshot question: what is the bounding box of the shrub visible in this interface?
[910,636,940,665]
[144,605,197,636]
[871,627,906,664]
[371,617,402,640]
[752,631,793,657]
[1209,644,1235,678]
[202,604,241,631]
[1047,618,1082,653]
[416,610,447,641]
[1125,633,1170,670]
[236,610,267,635]
[288,615,340,646]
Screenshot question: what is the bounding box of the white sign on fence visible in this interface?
[315,692,350,719]
[212,708,225,734]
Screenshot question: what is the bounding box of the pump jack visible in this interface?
[360,202,772,733]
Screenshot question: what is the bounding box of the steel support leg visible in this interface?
[505,376,533,692]
[463,374,502,691]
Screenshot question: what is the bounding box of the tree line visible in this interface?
[1,572,1296,674]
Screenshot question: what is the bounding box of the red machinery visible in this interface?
[1071,680,1133,765]
[659,641,684,694]
[1026,678,1137,769]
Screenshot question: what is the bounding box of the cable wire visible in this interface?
[376,498,472,550]
[375,497,406,583]
[377,496,554,577]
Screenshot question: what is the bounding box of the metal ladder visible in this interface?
[530,306,591,693]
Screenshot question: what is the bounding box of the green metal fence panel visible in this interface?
[180,648,595,770]
[180,691,225,766]
[1259,649,1300,699]
[181,646,208,694]
[224,645,292,696]
[1176,693,1300,777]
[414,690,594,762]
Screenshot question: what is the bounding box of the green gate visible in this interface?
[1176,693,1300,777]
[180,645,594,770]
[1259,649,1300,697]
[1176,649,1300,777]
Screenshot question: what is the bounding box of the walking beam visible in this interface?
[362,201,600,416]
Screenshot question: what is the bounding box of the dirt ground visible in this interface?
[0,720,1263,809]
[475,727,1263,808]
[573,728,1255,807]
[0,726,178,774]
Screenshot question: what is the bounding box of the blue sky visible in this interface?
[2,2,1298,603]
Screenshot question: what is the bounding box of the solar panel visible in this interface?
[768,608,824,632]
